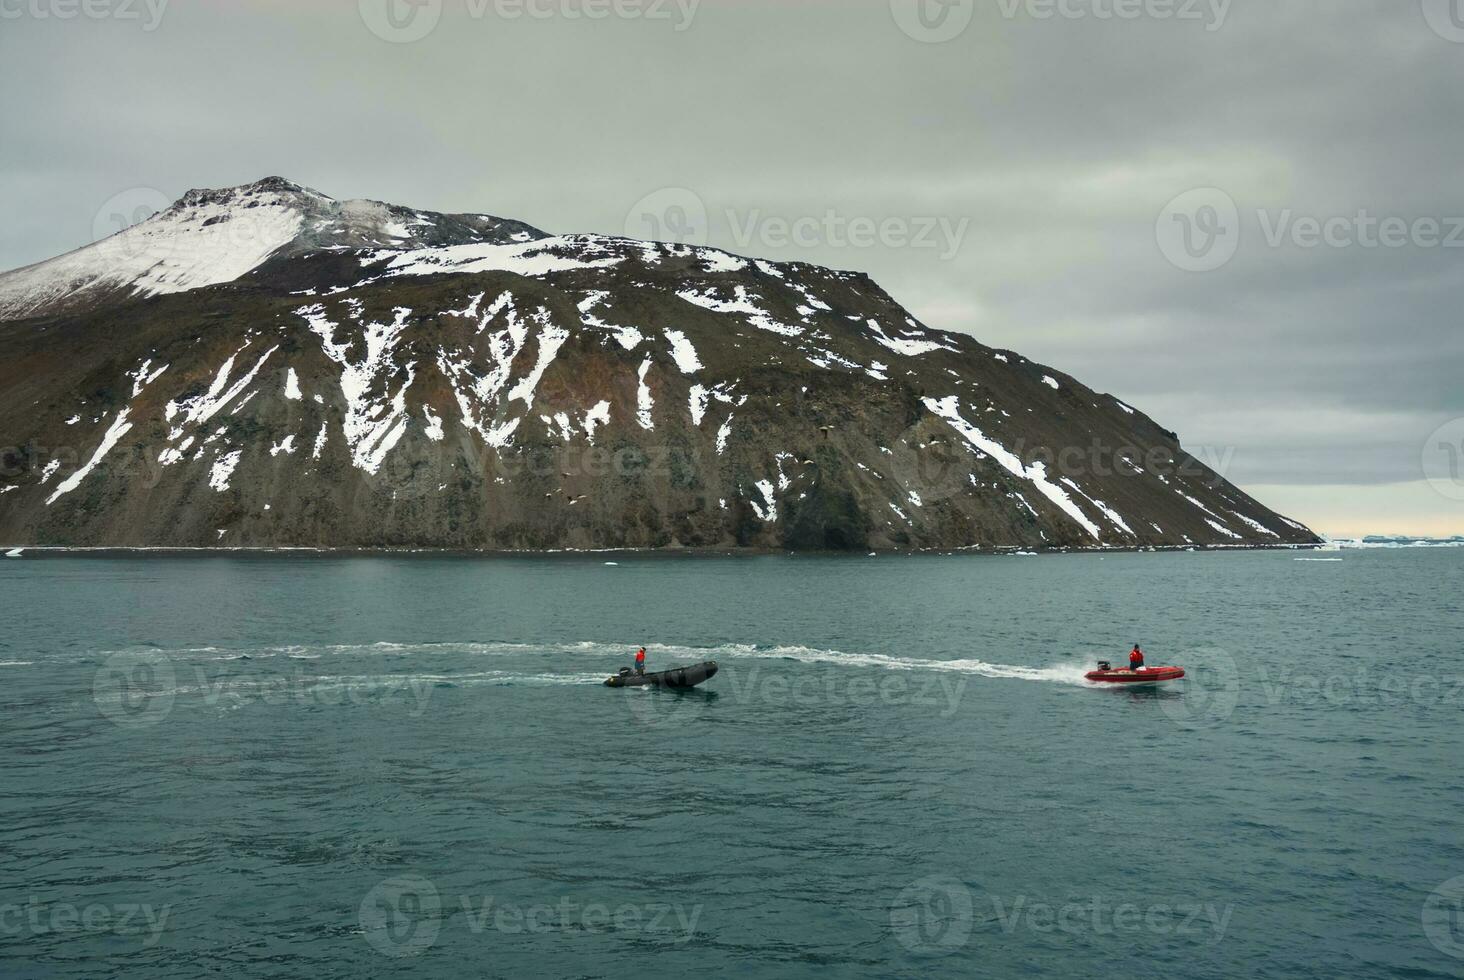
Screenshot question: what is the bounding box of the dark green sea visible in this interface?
[2,549,1461,978]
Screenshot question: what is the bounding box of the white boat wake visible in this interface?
[95,640,1093,686]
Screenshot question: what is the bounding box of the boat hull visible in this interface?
[604,661,719,689]
[1085,666,1185,685]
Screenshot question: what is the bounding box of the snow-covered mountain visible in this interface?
[0,177,544,322]
[0,178,1318,551]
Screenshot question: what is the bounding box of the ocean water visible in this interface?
[1,549,1461,978]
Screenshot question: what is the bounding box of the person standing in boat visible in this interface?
[1129,644,1145,671]
[635,647,647,675]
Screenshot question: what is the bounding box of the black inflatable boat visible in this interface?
[604,661,718,689]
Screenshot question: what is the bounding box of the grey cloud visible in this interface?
[0,0,1459,529]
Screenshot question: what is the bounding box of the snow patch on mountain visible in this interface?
[923,395,1101,540]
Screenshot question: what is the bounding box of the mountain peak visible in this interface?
[173,176,331,211]
[0,177,547,322]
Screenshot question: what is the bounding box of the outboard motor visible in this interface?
[617,667,633,678]
[1096,660,1112,672]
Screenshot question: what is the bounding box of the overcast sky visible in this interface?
[3,0,1461,535]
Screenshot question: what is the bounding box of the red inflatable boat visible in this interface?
[1084,665,1185,685]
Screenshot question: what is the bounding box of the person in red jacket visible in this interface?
[635,647,647,675]
[1129,644,1145,671]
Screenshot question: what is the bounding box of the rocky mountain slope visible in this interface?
[0,178,1317,551]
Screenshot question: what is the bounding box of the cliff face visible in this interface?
[0,179,1317,551]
